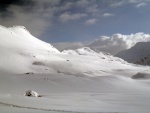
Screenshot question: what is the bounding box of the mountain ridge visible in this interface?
[116,41,150,65]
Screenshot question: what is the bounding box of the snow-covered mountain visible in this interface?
[62,47,98,55]
[0,25,60,73]
[1,25,150,113]
[0,25,128,74]
[0,25,59,52]
[116,41,150,65]
[62,47,125,62]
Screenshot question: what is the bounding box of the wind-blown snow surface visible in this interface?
[1,25,150,113]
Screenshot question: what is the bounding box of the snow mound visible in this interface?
[116,42,150,65]
[132,72,150,79]
[25,90,40,97]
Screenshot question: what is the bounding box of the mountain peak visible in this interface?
[8,25,30,35]
[0,24,60,52]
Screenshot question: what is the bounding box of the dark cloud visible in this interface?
[0,0,73,38]
[0,0,53,37]
[0,0,34,10]
[0,0,34,19]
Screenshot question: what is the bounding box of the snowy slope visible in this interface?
[0,25,59,52]
[62,47,97,55]
[62,47,125,62]
[116,42,150,65]
[1,25,150,113]
[0,25,60,73]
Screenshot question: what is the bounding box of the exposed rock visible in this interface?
[132,73,150,79]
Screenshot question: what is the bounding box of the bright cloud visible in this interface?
[128,0,149,3]
[85,18,98,25]
[103,13,114,17]
[88,33,150,55]
[109,1,125,7]
[128,0,141,3]
[136,2,147,7]
[59,12,87,23]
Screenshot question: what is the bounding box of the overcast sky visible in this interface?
[0,0,150,43]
